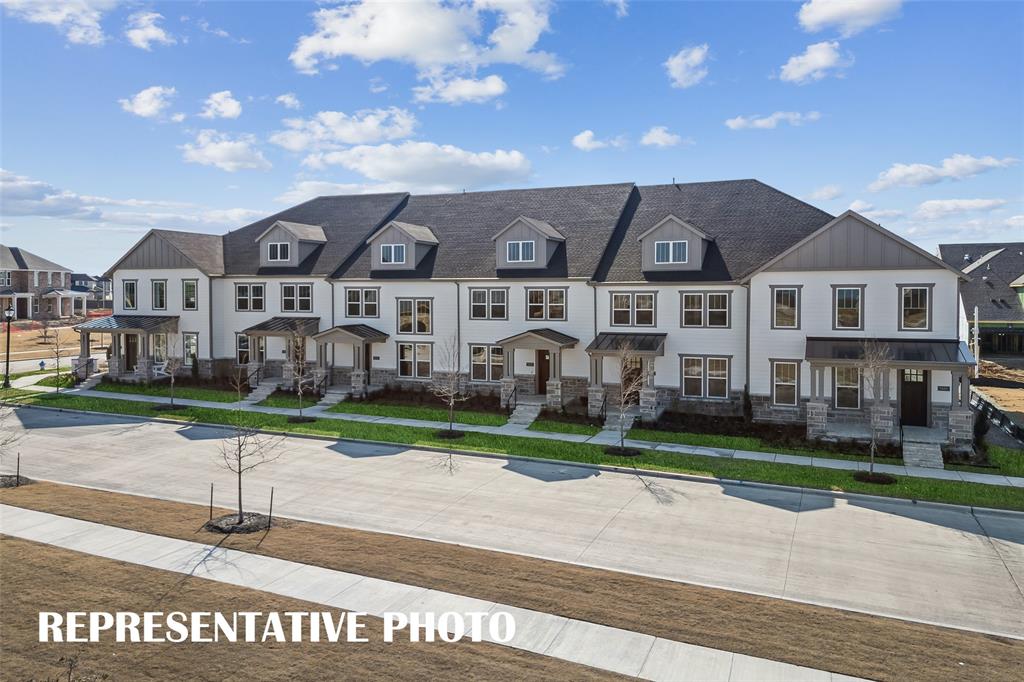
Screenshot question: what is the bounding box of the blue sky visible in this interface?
[1,0,1022,274]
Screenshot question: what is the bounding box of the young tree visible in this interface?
[612,343,650,451]
[41,320,66,393]
[0,406,24,479]
[858,339,893,475]
[163,335,183,407]
[290,334,310,418]
[430,336,468,434]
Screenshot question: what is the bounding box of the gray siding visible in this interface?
[258,224,299,268]
[117,233,195,270]
[640,218,706,272]
[370,224,416,271]
[495,219,555,269]
[766,215,941,271]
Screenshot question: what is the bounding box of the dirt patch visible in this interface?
[1,324,105,362]
[1,536,618,680]
[204,511,273,534]
[2,481,1020,682]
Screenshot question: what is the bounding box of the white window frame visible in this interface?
[772,361,799,407]
[834,287,862,330]
[380,243,406,265]
[707,293,730,328]
[654,240,687,264]
[507,240,536,264]
[707,357,729,398]
[123,280,137,310]
[182,279,198,311]
[0,271,10,286]
[682,293,704,327]
[182,332,199,364]
[397,298,432,334]
[470,344,504,382]
[470,288,508,320]
[267,242,290,262]
[346,288,379,318]
[397,342,432,379]
[682,357,704,397]
[525,288,566,321]
[611,291,655,327]
[234,283,265,312]
[772,287,800,329]
[900,286,930,331]
[281,283,313,312]
[151,279,167,310]
[835,367,861,410]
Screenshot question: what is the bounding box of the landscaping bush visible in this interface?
[536,405,602,429]
[973,410,990,452]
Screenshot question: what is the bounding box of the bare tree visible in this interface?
[0,406,24,475]
[290,334,310,418]
[163,335,183,407]
[218,369,284,525]
[40,321,66,393]
[430,336,468,434]
[612,343,650,450]
[857,339,893,475]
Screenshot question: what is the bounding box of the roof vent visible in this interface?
[963,253,971,262]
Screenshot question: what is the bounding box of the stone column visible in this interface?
[871,400,896,443]
[806,400,828,440]
[76,331,91,379]
[351,369,366,395]
[587,355,605,418]
[108,334,121,376]
[545,349,562,408]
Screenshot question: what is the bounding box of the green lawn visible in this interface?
[3,390,1021,512]
[950,445,1024,478]
[528,419,602,436]
[91,381,241,403]
[328,400,508,426]
[7,368,60,381]
[256,391,319,409]
[35,374,76,388]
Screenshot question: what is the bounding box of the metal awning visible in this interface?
[586,332,667,356]
[312,323,389,344]
[75,315,179,334]
[495,328,579,350]
[805,337,975,367]
[40,288,86,297]
[242,316,321,337]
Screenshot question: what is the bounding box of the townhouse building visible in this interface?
[1,245,88,320]
[76,180,975,453]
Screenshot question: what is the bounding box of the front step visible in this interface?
[79,373,104,390]
[508,402,543,425]
[316,389,348,408]
[244,380,282,404]
[604,410,638,432]
[902,441,944,469]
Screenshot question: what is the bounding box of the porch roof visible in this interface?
[242,316,320,337]
[495,328,579,350]
[75,315,179,334]
[805,337,975,367]
[586,332,667,356]
[312,323,389,344]
[41,288,87,297]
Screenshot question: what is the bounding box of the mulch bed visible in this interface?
[203,512,273,534]
[604,446,642,457]
[435,429,465,439]
[852,471,897,485]
[0,475,32,488]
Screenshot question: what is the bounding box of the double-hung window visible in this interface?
[654,240,687,264]
[834,287,863,330]
[182,332,199,364]
[526,288,566,321]
[707,293,729,327]
[900,286,930,330]
[772,287,799,329]
[772,361,799,406]
[835,367,860,409]
[506,240,535,263]
[380,243,406,264]
[151,280,167,310]
[236,334,265,365]
[235,283,265,312]
[681,357,729,399]
[182,279,198,311]
[123,280,137,310]
[398,342,432,379]
[611,292,655,326]
[682,293,703,327]
[470,289,508,320]
[682,357,704,397]
[470,344,504,382]
[0,271,10,286]
[398,298,431,334]
[346,288,379,317]
[267,242,290,262]
[281,283,312,312]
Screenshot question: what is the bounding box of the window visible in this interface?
[380,243,406,264]
[183,332,199,364]
[152,333,167,362]
[123,280,137,310]
[236,334,250,365]
[235,334,265,365]
[707,293,729,328]
[681,356,729,399]
[32,299,39,315]
[235,283,265,312]
[772,287,799,329]
[151,280,167,310]
[526,288,566,321]
[835,367,860,409]
[281,283,312,312]
[900,286,930,330]
[470,344,504,382]
[346,288,379,317]
[0,271,10,286]
[707,358,729,398]
[182,280,198,311]
[506,240,535,263]
[267,242,290,262]
[682,293,703,327]
[398,298,431,334]
[611,292,655,326]
[682,357,703,397]
[654,240,687,264]
[834,287,862,330]
[469,289,507,320]
[398,342,431,379]
[772,361,799,406]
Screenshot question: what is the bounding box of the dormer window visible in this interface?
[268,242,290,262]
[507,240,535,263]
[380,243,406,265]
[655,240,687,264]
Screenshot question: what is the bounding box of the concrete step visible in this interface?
[902,441,944,469]
[244,380,283,403]
[316,390,348,408]
[508,402,543,425]
[604,412,636,432]
[79,373,104,391]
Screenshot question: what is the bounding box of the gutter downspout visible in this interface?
[208,277,214,366]
[455,281,462,374]
[744,282,751,398]
[330,281,336,369]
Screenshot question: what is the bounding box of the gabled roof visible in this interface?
[961,248,1004,274]
[495,328,579,348]
[938,242,1024,323]
[1,245,72,272]
[366,220,439,245]
[491,215,566,242]
[103,229,225,277]
[635,214,713,242]
[254,220,327,244]
[312,323,389,343]
[242,316,321,336]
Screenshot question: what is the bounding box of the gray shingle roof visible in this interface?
[597,181,834,282]
[1,245,71,272]
[270,221,327,243]
[938,242,1024,323]
[150,230,226,275]
[334,183,635,279]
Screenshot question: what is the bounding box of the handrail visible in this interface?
[599,393,608,421]
[246,364,262,388]
[507,384,518,415]
[315,373,329,396]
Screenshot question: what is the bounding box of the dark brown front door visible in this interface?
[124,334,139,372]
[364,344,373,373]
[536,350,550,394]
[16,298,28,318]
[900,369,928,427]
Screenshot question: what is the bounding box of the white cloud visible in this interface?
[915,198,1007,220]
[725,111,821,130]
[275,93,302,110]
[571,130,626,151]
[198,18,249,44]
[869,153,1019,191]
[199,90,243,119]
[306,141,531,193]
[0,0,118,46]
[604,0,628,18]
[118,85,176,119]
[779,41,851,84]
[181,130,270,172]
[369,78,389,93]
[664,44,709,88]
[270,107,417,153]
[798,0,902,38]
[809,184,842,200]
[848,199,904,221]
[640,126,689,148]
[124,11,176,50]
[413,74,508,104]
[171,112,186,123]
[289,0,563,82]
[1005,215,1024,229]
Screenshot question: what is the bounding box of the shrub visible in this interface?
[191,356,200,381]
[974,410,990,451]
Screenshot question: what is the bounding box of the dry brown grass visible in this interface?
[1,324,105,361]
[3,482,1022,682]
[1,536,619,680]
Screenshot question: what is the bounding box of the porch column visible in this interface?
[351,341,366,394]
[948,369,973,451]
[806,363,829,440]
[871,367,896,442]
[137,333,153,380]
[76,331,91,378]
[587,354,605,418]
[545,349,563,408]
[500,348,516,407]
[282,336,296,383]
[639,356,660,423]
[108,333,121,376]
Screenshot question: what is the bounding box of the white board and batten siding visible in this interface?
[112,268,212,359]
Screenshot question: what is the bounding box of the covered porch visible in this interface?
[40,288,88,318]
[241,316,320,388]
[74,315,179,380]
[311,323,390,395]
[584,332,667,419]
[495,328,579,408]
[1,289,34,320]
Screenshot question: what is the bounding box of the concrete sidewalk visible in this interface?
[15,380,1024,489]
[0,504,861,681]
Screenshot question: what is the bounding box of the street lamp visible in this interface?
[3,305,14,389]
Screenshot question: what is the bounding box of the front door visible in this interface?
[900,369,928,427]
[536,350,550,394]
[16,298,28,319]
[124,334,139,372]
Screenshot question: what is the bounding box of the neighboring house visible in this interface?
[938,242,1024,355]
[77,181,975,451]
[70,273,111,302]
[0,245,89,320]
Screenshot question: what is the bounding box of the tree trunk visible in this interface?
[869,437,876,474]
[236,460,243,525]
[170,379,175,407]
[449,399,455,432]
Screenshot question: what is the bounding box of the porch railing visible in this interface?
[246,365,262,389]
[599,393,608,422]
[315,373,329,396]
[506,385,518,416]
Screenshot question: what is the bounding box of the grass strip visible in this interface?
[528,419,602,436]
[328,400,507,426]
[35,374,76,389]
[91,381,240,403]
[256,391,318,409]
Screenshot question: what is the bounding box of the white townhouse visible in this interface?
[78,179,975,452]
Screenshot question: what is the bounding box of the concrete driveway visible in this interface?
[5,407,1023,639]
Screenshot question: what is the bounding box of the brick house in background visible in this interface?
[0,245,89,320]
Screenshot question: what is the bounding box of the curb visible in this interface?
[5,399,1023,519]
